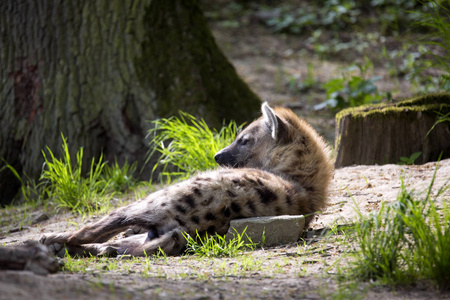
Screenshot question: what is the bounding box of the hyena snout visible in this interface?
[214,147,237,167]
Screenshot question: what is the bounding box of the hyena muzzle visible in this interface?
[40,102,333,257]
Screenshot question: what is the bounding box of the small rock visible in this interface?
[32,213,50,225]
[225,215,305,246]
[8,226,30,233]
[0,240,60,275]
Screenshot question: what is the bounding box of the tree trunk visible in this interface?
[334,94,450,168]
[0,0,261,205]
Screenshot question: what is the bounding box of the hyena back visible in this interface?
[40,103,333,257]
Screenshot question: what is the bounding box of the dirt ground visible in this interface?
[1,159,450,300]
[1,4,450,300]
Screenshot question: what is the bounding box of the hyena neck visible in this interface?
[266,143,330,193]
[264,108,333,196]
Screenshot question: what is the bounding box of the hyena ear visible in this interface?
[262,102,281,140]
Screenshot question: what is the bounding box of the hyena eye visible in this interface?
[238,137,249,146]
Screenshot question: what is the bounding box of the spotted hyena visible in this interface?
[40,102,333,257]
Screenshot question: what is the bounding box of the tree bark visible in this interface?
[0,0,261,205]
[334,94,450,168]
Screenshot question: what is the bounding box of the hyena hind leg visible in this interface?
[121,228,188,257]
[40,208,146,251]
[39,222,129,256]
[45,233,148,257]
[46,229,188,257]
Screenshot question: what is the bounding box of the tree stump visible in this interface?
[335,93,450,168]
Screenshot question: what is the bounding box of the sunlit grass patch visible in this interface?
[348,165,450,291]
[100,159,137,194]
[40,134,110,214]
[401,173,450,291]
[147,111,242,183]
[4,110,239,217]
[62,250,124,274]
[3,134,143,217]
[183,228,256,258]
[350,188,414,284]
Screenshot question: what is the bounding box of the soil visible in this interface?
[1,4,450,300]
[1,159,449,300]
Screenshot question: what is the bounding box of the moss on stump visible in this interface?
[335,93,450,167]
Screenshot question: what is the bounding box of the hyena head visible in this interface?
[215,102,333,190]
[215,102,282,169]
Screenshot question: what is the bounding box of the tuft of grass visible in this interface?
[2,136,141,216]
[40,134,110,214]
[350,182,415,283]
[320,281,367,300]
[147,111,242,183]
[100,159,137,194]
[62,250,121,274]
[348,164,450,291]
[183,228,256,258]
[401,170,450,291]
[62,250,91,273]
[212,255,264,277]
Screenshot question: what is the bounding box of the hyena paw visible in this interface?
[39,233,67,245]
[124,226,146,237]
[97,245,120,257]
[39,234,69,257]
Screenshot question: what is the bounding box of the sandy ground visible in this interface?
[1,159,449,300]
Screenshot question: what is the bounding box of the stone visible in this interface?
[225,215,305,246]
[32,213,50,225]
[0,240,60,275]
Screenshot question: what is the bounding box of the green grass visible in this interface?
[62,250,123,273]
[5,111,239,216]
[320,281,367,300]
[401,173,450,291]
[3,134,141,216]
[350,185,414,283]
[183,228,256,258]
[348,165,450,291]
[40,134,110,214]
[147,111,242,183]
[100,159,137,194]
[211,255,264,277]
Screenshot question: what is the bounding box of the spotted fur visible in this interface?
[40,103,333,257]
